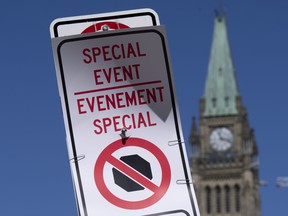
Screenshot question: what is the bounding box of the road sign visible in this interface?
[50,8,160,38]
[51,26,200,216]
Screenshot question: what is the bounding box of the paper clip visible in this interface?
[69,154,85,163]
[176,179,193,185]
[168,139,185,146]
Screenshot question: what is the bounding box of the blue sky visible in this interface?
[1,1,288,215]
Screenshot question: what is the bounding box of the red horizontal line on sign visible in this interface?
[74,80,162,95]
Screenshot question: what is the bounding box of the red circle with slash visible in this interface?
[94,137,171,209]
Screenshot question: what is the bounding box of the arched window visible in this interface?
[235,184,241,212]
[224,185,230,213]
[215,186,221,213]
[205,186,211,214]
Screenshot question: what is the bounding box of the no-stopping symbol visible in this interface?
[94,137,171,209]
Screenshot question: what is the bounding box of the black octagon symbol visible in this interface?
[112,154,153,192]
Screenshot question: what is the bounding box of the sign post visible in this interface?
[51,10,199,216]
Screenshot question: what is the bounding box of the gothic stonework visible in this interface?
[190,10,260,216]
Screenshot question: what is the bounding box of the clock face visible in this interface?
[210,127,233,151]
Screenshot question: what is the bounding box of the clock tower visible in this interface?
[189,10,261,216]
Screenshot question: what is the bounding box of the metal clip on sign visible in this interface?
[167,139,193,185]
[168,139,185,146]
[176,179,193,185]
[70,154,86,163]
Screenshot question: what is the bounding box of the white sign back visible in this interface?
[50,8,160,38]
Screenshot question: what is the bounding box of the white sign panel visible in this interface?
[50,8,160,38]
[51,26,200,216]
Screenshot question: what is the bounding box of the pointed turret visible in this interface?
[203,10,239,117]
[189,116,200,158]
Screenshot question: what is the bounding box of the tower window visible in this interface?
[225,185,230,213]
[218,67,222,76]
[225,96,229,107]
[205,186,212,214]
[235,184,241,212]
[216,186,221,213]
[212,98,217,108]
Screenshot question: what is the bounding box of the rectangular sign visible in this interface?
[50,8,160,38]
[51,26,200,216]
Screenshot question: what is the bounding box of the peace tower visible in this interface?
[189,10,261,216]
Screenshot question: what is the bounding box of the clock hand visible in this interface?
[220,136,231,143]
[217,130,231,142]
[217,131,222,139]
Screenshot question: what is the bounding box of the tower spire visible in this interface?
[217,0,224,13]
[203,11,239,116]
[190,7,261,216]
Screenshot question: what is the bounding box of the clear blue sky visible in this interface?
[1,1,287,215]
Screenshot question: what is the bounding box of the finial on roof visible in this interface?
[189,116,199,145]
[215,0,226,20]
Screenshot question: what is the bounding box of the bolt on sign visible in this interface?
[50,10,200,216]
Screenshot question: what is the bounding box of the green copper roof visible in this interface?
[203,11,239,117]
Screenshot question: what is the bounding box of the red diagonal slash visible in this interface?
[107,155,158,192]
